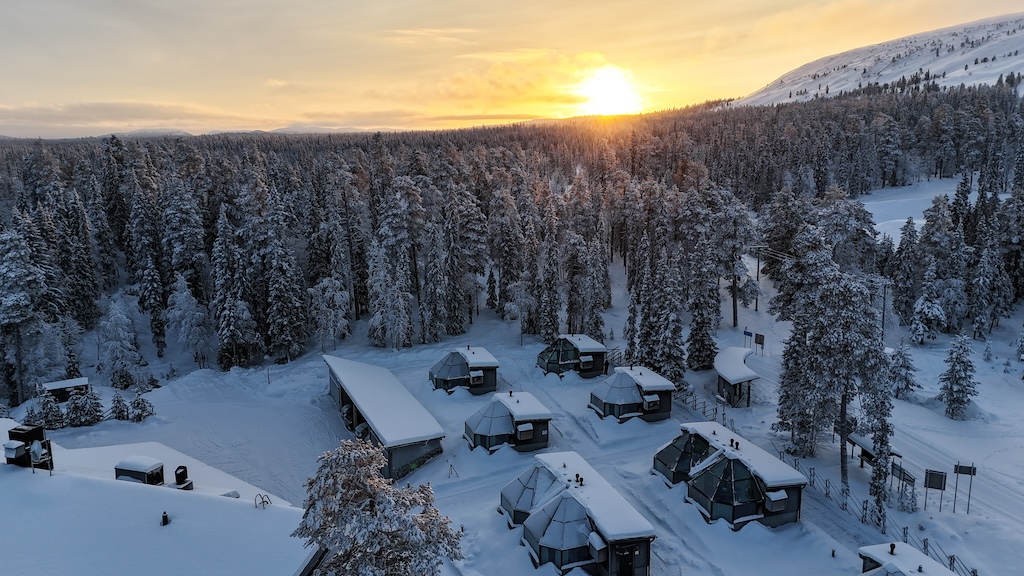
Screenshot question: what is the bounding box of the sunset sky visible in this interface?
[1,1,1021,138]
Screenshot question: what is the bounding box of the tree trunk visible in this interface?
[839,390,850,492]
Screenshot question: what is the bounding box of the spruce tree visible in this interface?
[110,391,130,421]
[938,334,978,420]
[66,388,104,427]
[38,390,65,429]
[129,394,155,422]
[889,340,920,399]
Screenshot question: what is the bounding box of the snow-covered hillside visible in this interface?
[737,12,1024,107]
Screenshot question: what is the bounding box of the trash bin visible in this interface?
[175,465,188,486]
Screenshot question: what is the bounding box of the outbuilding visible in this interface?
[588,366,675,422]
[672,421,807,529]
[115,455,165,485]
[324,355,445,479]
[714,347,759,407]
[858,542,956,575]
[500,451,656,576]
[465,391,552,452]
[429,346,500,394]
[40,376,90,403]
[536,334,608,378]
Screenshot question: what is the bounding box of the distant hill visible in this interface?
[737,12,1024,106]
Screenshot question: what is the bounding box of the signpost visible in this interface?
[953,462,977,514]
[924,469,947,511]
[754,333,765,355]
[743,328,753,348]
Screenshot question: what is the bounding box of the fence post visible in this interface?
[841,485,849,511]
[948,555,955,570]
[923,538,929,554]
[809,467,815,488]
[825,479,831,500]
[902,526,908,543]
[861,500,869,523]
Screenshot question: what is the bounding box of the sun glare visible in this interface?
[575,65,644,116]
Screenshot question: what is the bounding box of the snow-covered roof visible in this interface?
[496,391,551,421]
[1,443,316,576]
[680,422,807,488]
[116,455,164,473]
[42,376,89,390]
[614,366,676,393]
[534,451,656,541]
[455,346,499,368]
[850,432,902,458]
[465,398,515,437]
[502,461,564,515]
[558,334,606,353]
[714,347,759,385]
[859,542,956,575]
[324,355,444,448]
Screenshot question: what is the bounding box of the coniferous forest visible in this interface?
[2,79,1024,473]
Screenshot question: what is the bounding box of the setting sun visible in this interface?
[575,65,644,116]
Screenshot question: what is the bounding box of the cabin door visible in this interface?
[615,544,637,576]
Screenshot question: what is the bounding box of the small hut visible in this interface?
[676,422,807,529]
[858,542,956,575]
[500,452,656,576]
[464,392,552,452]
[714,347,759,407]
[589,366,675,422]
[40,377,90,403]
[429,346,500,394]
[536,334,607,378]
[115,455,165,486]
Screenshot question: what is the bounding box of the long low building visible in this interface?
[324,355,445,479]
[500,451,656,576]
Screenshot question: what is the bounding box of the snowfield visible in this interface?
[8,176,1024,575]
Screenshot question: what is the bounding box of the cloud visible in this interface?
[385,28,476,46]
[0,100,279,137]
[263,78,289,88]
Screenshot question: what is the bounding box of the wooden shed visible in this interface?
[40,377,90,403]
[464,391,552,452]
[429,346,499,394]
[537,334,607,378]
[588,366,675,422]
[714,347,759,407]
[500,452,656,576]
[677,422,807,529]
[324,355,445,479]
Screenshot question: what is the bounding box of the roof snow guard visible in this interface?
[324,355,444,448]
[504,451,656,542]
[714,347,759,385]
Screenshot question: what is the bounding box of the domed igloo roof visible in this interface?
[465,397,514,437]
[590,370,642,405]
[429,351,469,381]
[501,461,562,518]
[524,491,592,550]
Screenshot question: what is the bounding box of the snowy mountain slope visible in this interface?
[737,13,1024,107]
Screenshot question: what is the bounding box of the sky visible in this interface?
[1,0,1021,138]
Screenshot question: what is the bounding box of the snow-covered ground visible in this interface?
[8,176,1023,575]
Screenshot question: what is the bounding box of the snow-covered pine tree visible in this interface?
[909,259,946,344]
[889,340,920,399]
[864,371,894,528]
[65,388,103,427]
[291,439,462,576]
[983,338,993,362]
[160,176,207,297]
[485,269,497,310]
[100,296,142,389]
[686,240,720,371]
[22,405,42,426]
[109,391,130,421]
[758,186,810,280]
[648,249,687,389]
[890,217,920,324]
[0,229,47,405]
[129,393,155,422]
[55,189,100,328]
[38,390,65,429]
[165,274,210,366]
[308,274,351,352]
[938,334,979,420]
[265,236,307,361]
